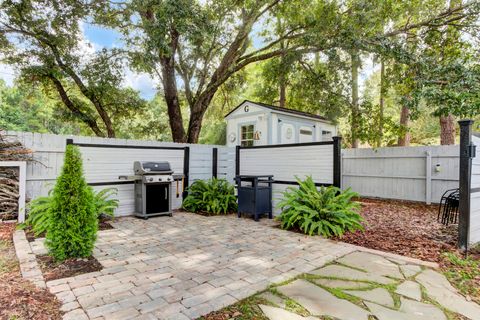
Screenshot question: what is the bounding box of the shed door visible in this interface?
[280,123,295,144]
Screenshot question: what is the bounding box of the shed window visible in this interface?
[322,130,332,141]
[241,124,255,147]
[300,129,313,136]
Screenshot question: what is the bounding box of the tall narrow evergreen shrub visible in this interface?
[45,145,97,261]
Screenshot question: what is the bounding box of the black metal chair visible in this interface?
[438,188,460,225]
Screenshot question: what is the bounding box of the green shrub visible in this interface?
[20,188,118,235]
[277,176,363,238]
[182,178,237,215]
[45,145,98,261]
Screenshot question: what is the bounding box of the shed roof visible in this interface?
[224,100,328,121]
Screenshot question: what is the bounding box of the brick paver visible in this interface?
[43,212,356,319]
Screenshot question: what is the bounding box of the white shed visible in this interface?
[225,100,337,147]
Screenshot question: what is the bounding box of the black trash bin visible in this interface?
[235,175,274,221]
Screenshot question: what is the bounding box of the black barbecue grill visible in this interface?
[120,161,183,219]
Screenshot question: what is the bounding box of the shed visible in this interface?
[225,100,337,147]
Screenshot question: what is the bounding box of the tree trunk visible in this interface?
[398,106,410,146]
[351,51,360,148]
[160,57,187,143]
[440,114,455,145]
[279,39,287,108]
[377,60,385,147]
[186,92,216,143]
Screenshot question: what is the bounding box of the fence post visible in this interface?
[425,151,431,205]
[458,119,474,250]
[212,148,218,178]
[332,136,342,188]
[235,145,240,176]
[182,146,190,199]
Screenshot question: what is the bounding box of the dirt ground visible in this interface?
[38,254,103,282]
[0,223,62,320]
[338,198,458,262]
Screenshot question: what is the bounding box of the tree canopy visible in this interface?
[1,0,480,146]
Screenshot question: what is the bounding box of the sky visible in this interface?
[0,22,376,100]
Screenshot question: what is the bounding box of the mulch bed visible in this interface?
[337,198,458,263]
[37,255,103,282]
[0,223,62,320]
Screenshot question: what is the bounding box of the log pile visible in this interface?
[0,131,32,220]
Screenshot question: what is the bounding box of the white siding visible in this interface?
[470,135,480,244]
[342,145,459,204]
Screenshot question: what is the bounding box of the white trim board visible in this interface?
[0,161,27,222]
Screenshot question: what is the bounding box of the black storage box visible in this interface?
[235,175,273,221]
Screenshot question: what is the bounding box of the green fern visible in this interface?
[20,187,119,236]
[92,188,119,218]
[182,178,237,215]
[277,176,363,238]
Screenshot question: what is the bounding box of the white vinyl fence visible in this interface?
[342,146,459,204]
[469,134,480,244]
[3,130,468,222]
[5,131,235,217]
[238,142,338,215]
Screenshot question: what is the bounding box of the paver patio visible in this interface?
[24,212,472,320]
[34,212,357,320]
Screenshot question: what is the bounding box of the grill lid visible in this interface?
[134,161,173,175]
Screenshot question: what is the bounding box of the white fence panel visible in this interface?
[239,143,334,215]
[6,131,225,217]
[342,145,459,204]
[217,147,235,183]
[470,135,480,244]
[189,145,213,184]
[239,145,334,184]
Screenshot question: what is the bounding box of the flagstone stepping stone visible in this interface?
[259,305,317,320]
[365,301,423,320]
[259,292,286,308]
[313,278,372,290]
[337,251,404,279]
[395,280,422,301]
[344,288,394,308]
[277,279,370,320]
[399,297,446,320]
[400,264,422,278]
[416,269,480,320]
[310,265,395,285]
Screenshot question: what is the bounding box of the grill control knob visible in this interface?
[148,177,153,182]
[167,177,172,181]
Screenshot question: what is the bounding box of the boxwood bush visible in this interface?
[45,145,98,261]
[182,178,237,215]
[277,176,363,238]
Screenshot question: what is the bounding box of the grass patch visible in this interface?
[199,296,270,320]
[441,251,480,304]
[284,298,310,316]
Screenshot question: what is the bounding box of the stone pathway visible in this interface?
[23,213,357,319]
[256,251,480,320]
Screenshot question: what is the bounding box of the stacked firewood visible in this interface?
[0,131,32,220]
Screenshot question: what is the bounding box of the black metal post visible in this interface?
[212,148,218,178]
[66,138,73,145]
[458,119,474,250]
[332,136,342,188]
[235,145,240,176]
[182,146,190,199]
